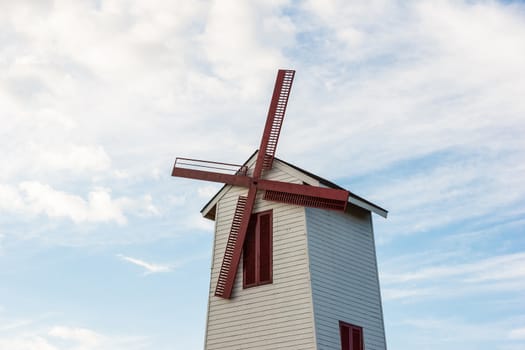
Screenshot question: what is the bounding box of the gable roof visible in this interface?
[200,151,388,220]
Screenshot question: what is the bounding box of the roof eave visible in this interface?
[199,151,388,219]
[347,196,388,218]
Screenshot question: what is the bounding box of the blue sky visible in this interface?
[1,1,525,349]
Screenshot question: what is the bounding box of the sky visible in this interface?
[1,0,525,349]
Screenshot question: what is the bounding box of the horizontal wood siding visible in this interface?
[205,163,317,350]
[305,207,386,350]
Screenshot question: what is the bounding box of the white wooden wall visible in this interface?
[204,163,318,350]
[305,206,387,350]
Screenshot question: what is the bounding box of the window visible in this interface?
[243,210,273,288]
[339,321,363,350]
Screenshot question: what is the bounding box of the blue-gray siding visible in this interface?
[305,207,387,350]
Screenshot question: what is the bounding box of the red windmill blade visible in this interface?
[171,69,350,299]
[253,69,295,177]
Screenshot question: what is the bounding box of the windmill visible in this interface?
[172,70,388,350]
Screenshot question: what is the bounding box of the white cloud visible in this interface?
[398,316,507,346]
[118,194,161,217]
[285,1,525,190]
[0,181,162,226]
[381,252,525,301]
[0,336,58,350]
[35,144,111,174]
[199,0,294,98]
[0,184,26,212]
[0,324,149,350]
[117,254,172,274]
[18,182,127,225]
[141,194,160,216]
[117,252,210,276]
[0,319,34,332]
[167,194,186,206]
[187,212,214,231]
[48,326,102,347]
[368,154,525,238]
[509,327,525,340]
[197,185,221,198]
[0,183,108,224]
[0,309,149,350]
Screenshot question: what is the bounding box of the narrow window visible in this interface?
[339,321,363,350]
[243,210,273,288]
[243,215,257,286]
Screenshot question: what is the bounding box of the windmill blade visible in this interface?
[215,185,257,299]
[172,157,251,187]
[253,69,295,178]
[171,167,251,187]
[258,179,349,211]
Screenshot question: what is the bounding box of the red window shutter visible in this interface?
[258,213,272,283]
[243,215,257,287]
[243,210,273,289]
[352,328,363,350]
[339,321,363,350]
[340,323,350,350]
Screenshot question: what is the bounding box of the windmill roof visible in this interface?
[200,151,388,219]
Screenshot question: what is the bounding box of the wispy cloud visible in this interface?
[0,182,127,225]
[0,319,34,332]
[197,185,221,198]
[393,316,512,348]
[0,324,149,350]
[368,153,525,239]
[381,252,525,301]
[0,335,58,350]
[116,254,172,275]
[509,326,525,340]
[0,182,161,226]
[0,308,150,350]
[48,326,102,347]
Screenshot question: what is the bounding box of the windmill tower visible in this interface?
[172,70,388,350]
